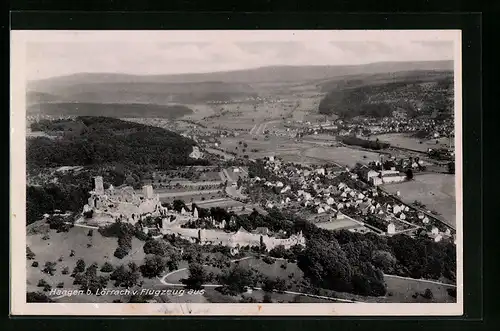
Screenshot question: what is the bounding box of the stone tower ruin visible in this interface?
[94,176,104,195]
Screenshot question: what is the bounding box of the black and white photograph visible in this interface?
[10,30,462,315]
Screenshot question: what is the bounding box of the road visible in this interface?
[158,256,357,303]
[383,274,457,287]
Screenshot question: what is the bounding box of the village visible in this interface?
[241,155,455,242]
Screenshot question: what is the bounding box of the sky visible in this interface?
[17,30,458,81]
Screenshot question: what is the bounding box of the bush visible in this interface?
[422,288,434,300]
[100,262,114,273]
[62,266,69,275]
[114,246,129,259]
[57,282,64,288]
[27,292,54,303]
[74,259,86,273]
[140,255,167,278]
[26,246,36,260]
[42,261,57,276]
[31,261,39,267]
[37,279,49,287]
[262,256,274,265]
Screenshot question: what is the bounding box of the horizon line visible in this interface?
[28,59,454,83]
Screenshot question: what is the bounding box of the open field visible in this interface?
[26,226,147,293]
[383,275,456,303]
[382,173,456,225]
[159,190,226,204]
[302,146,382,167]
[370,133,453,153]
[315,218,362,231]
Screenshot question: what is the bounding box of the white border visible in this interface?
[10,30,463,316]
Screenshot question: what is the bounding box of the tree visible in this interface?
[27,292,54,303]
[262,277,276,292]
[240,296,258,303]
[218,265,255,295]
[269,245,287,259]
[405,168,414,180]
[100,262,114,273]
[76,263,109,293]
[422,288,434,300]
[26,246,36,260]
[371,250,396,273]
[74,259,86,274]
[263,293,273,303]
[447,162,455,174]
[297,238,353,293]
[184,262,207,290]
[110,263,142,288]
[129,295,153,303]
[114,246,129,259]
[274,277,287,293]
[42,261,57,276]
[140,255,167,278]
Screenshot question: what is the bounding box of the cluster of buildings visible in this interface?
[357,165,407,186]
[246,156,455,242]
[82,176,168,225]
[166,226,305,253]
[81,176,306,253]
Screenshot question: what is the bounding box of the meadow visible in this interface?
[26,225,146,293]
[302,146,382,167]
[382,173,456,225]
[370,133,453,152]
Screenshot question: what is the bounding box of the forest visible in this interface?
[27,116,208,169]
[340,136,390,150]
[26,117,209,225]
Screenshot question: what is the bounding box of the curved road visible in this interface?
[157,256,357,303]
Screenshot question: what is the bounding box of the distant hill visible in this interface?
[28,80,257,105]
[318,70,454,119]
[316,70,453,93]
[26,91,62,105]
[29,60,453,86]
[27,102,193,119]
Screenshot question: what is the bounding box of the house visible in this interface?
[387,223,396,235]
[371,177,383,186]
[381,172,406,184]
